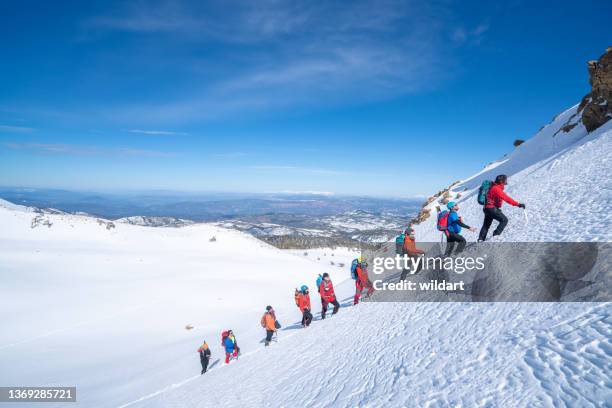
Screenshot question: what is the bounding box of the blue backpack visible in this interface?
[395,234,405,245]
[350,259,359,280]
[316,274,323,289]
[478,180,492,205]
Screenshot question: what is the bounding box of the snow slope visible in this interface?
[116,105,612,407]
[124,302,611,408]
[0,200,355,407]
[413,105,612,242]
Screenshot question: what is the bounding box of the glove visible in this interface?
[518,203,526,209]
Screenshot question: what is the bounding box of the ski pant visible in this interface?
[479,207,508,241]
[354,279,374,304]
[302,309,313,327]
[445,232,466,256]
[200,357,209,374]
[225,349,238,364]
[400,255,423,281]
[321,298,340,319]
[265,330,275,344]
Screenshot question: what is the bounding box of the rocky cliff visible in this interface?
[579,46,612,132]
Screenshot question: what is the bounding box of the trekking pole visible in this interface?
[523,209,529,224]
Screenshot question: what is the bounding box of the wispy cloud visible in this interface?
[451,22,490,46]
[249,165,348,176]
[3,142,175,157]
[83,1,315,41]
[128,129,189,136]
[0,124,35,133]
[210,152,249,159]
[82,0,458,123]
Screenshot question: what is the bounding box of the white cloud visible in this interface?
[249,165,348,176]
[84,0,458,123]
[128,129,189,136]
[0,125,35,133]
[451,22,490,46]
[210,152,248,159]
[3,142,175,157]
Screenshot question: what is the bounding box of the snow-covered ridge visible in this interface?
[412,105,612,242]
[411,48,612,243]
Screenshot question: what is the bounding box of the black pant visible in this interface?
[445,232,466,256]
[200,356,209,374]
[321,299,340,319]
[265,330,275,344]
[479,207,508,241]
[302,309,313,327]
[399,255,424,281]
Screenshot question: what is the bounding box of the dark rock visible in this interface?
[560,123,577,133]
[580,47,612,132]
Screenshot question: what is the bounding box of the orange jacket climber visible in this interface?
[261,310,277,331]
[403,234,425,256]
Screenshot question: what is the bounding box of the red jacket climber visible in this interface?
[485,182,519,208]
[354,262,374,305]
[318,273,340,319]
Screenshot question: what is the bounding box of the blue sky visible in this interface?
[0,0,610,197]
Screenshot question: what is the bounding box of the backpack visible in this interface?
[350,259,359,280]
[294,289,300,307]
[437,210,450,232]
[478,180,493,205]
[395,234,405,245]
[316,274,323,289]
[221,330,229,345]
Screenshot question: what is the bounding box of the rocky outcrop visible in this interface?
[97,219,116,230]
[412,208,431,224]
[579,46,612,132]
[412,181,460,225]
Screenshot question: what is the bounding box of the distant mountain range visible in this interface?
[0,188,420,245]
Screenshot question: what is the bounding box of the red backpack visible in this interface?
[437,210,450,234]
[221,330,229,346]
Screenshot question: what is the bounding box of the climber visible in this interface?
[354,259,375,304]
[296,285,313,327]
[260,305,279,346]
[197,340,211,374]
[478,174,526,241]
[400,228,425,281]
[444,201,477,256]
[222,329,239,364]
[318,273,340,319]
